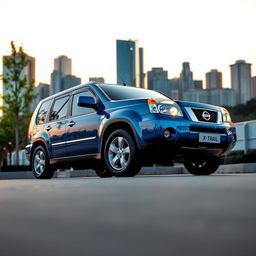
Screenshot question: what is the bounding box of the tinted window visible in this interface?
[36,100,52,125]
[50,96,69,121]
[98,84,169,101]
[72,90,95,116]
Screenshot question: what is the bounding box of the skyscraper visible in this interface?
[168,78,180,99]
[54,55,72,76]
[50,55,80,94]
[251,76,256,99]
[206,69,222,89]
[139,48,145,88]
[63,75,81,90]
[116,39,142,87]
[147,68,169,95]
[230,60,251,104]
[180,62,194,99]
[193,80,203,90]
[31,83,50,111]
[184,88,236,107]
[89,77,105,83]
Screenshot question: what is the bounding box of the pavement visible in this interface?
[0,174,256,256]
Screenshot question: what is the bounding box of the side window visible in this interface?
[71,90,95,117]
[36,100,52,125]
[50,96,69,121]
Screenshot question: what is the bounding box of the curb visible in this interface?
[0,163,256,179]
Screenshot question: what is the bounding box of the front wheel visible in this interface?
[184,157,221,175]
[32,146,55,179]
[103,129,141,177]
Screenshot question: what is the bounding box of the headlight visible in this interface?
[220,107,232,123]
[148,99,183,117]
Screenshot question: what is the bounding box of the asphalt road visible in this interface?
[0,174,256,256]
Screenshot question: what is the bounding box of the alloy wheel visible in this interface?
[108,136,130,171]
[33,150,46,175]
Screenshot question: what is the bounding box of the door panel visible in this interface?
[65,90,101,157]
[46,120,67,158]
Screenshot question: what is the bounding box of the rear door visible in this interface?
[65,88,101,157]
[47,94,70,159]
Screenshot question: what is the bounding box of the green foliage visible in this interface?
[0,41,37,165]
[223,151,244,164]
[223,150,256,164]
[224,98,256,122]
[0,115,15,165]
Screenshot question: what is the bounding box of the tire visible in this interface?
[32,145,55,179]
[94,169,113,178]
[103,129,141,177]
[184,157,221,175]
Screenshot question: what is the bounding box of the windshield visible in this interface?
[98,84,169,101]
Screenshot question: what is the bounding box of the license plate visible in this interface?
[199,133,220,144]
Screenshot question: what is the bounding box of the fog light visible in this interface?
[164,129,171,138]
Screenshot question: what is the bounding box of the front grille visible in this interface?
[191,108,217,123]
[189,126,226,134]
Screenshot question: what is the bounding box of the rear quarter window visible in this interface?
[36,99,53,125]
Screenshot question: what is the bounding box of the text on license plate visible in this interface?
[199,133,221,144]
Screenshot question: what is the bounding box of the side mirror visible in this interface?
[77,96,98,110]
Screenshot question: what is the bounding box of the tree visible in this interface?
[225,98,256,123]
[0,41,37,165]
[0,115,15,165]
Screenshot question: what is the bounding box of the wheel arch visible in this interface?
[100,120,142,156]
[30,139,50,165]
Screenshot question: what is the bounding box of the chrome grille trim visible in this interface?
[185,107,222,124]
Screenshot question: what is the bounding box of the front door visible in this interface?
[65,89,101,157]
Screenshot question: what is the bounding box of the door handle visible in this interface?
[67,121,76,127]
[46,125,52,131]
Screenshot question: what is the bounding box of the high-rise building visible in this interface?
[184,88,236,107]
[147,68,169,95]
[54,55,72,76]
[230,60,251,104]
[63,75,81,90]
[194,80,203,90]
[180,62,194,99]
[139,48,145,88]
[206,69,222,89]
[168,78,180,99]
[251,77,256,99]
[31,83,50,111]
[116,39,142,87]
[89,77,105,83]
[50,70,62,95]
[50,55,80,95]
[2,54,35,112]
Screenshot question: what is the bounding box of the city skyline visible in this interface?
[2,49,254,108]
[1,0,256,88]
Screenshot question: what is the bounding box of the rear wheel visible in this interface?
[184,157,220,175]
[104,129,141,177]
[32,146,55,179]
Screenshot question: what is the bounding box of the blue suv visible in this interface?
[26,83,236,179]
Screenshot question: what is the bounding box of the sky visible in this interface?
[1,0,256,88]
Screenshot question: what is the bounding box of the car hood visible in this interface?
[175,100,220,111]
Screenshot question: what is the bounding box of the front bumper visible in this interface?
[140,115,236,157]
